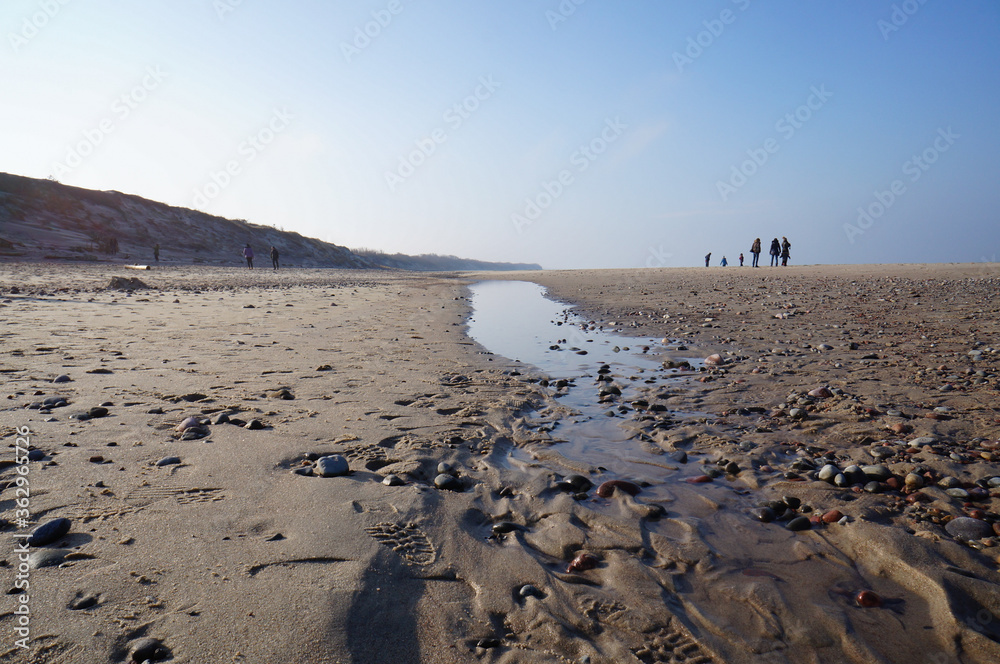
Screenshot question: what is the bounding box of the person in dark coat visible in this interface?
[750,238,761,267]
[769,238,780,267]
[705,252,712,267]
[780,236,791,266]
[270,246,279,270]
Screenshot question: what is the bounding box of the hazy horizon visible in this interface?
[3,1,998,269]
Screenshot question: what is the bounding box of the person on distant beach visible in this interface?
[750,238,761,267]
[769,238,780,267]
[720,256,728,267]
[153,243,159,262]
[705,252,711,267]
[738,253,744,266]
[243,244,254,269]
[780,236,791,266]
[270,246,279,270]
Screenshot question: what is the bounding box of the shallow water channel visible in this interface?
[466,280,708,485]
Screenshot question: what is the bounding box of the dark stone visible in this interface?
[945,517,994,540]
[786,516,812,531]
[128,637,168,662]
[27,518,71,546]
[87,406,109,418]
[155,456,181,467]
[751,507,776,523]
[244,419,264,430]
[434,473,463,491]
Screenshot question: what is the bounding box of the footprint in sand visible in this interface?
[632,623,714,664]
[365,522,436,566]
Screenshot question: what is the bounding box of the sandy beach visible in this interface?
[1,262,998,664]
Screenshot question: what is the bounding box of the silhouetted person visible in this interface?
[750,238,761,267]
[781,236,791,266]
[270,246,279,270]
[739,253,744,266]
[720,256,728,266]
[705,252,711,267]
[153,243,160,262]
[769,238,780,267]
[243,244,254,269]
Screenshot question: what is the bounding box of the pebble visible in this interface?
[910,436,938,446]
[244,419,264,430]
[566,552,599,573]
[28,549,69,569]
[596,480,641,498]
[437,462,455,475]
[27,517,71,546]
[156,456,181,467]
[704,354,724,366]
[128,637,167,662]
[861,465,891,481]
[869,446,894,460]
[52,374,71,383]
[786,516,812,531]
[807,387,832,398]
[519,584,544,599]
[856,590,882,608]
[788,408,806,420]
[988,477,1000,488]
[27,449,45,461]
[434,473,462,491]
[841,465,864,484]
[945,517,993,540]
[175,416,202,431]
[315,455,349,477]
[904,473,924,489]
[751,507,775,523]
[945,488,970,500]
[834,473,849,487]
[822,509,843,523]
[382,474,405,486]
[668,450,688,464]
[213,412,230,425]
[818,464,839,482]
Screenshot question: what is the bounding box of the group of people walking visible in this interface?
[707,236,791,267]
[242,244,280,270]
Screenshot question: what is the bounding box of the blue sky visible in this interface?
[2,0,998,268]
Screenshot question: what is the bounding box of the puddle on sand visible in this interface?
[466,280,711,485]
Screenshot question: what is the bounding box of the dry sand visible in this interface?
[0,262,998,664]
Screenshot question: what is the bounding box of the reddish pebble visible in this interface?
[968,509,986,520]
[885,477,901,490]
[994,523,1000,537]
[906,492,930,503]
[889,423,912,434]
[925,412,944,420]
[856,590,882,608]
[809,515,822,526]
[595,480,641,498]
[686,475,712,484]
[822,509,843,523]
[566,552,599,573]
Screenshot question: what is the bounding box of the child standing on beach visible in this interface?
[243,244,254,269]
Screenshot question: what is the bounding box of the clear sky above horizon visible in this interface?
[2,1,998,269]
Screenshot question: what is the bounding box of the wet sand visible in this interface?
[0,262,998,663]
